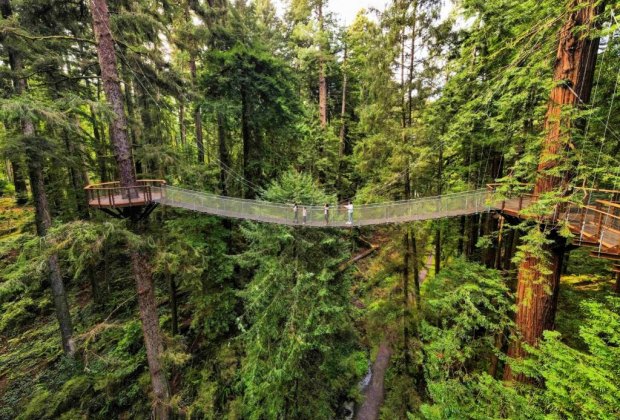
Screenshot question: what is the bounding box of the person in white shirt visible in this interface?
[293,203,299,224]
[346,201,353,225]
[302,206,307,224]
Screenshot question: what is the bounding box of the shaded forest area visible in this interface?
[1,0,619,419]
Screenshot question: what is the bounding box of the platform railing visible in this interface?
[487,183,620,253]
[152,185,493,227]
[85,180,166,207]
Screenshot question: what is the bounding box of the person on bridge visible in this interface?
[346,201,353,225]
[293,203,299,224]
[324,203,329,225]
[302,206,307,225]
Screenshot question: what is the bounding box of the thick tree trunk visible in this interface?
[90,0,171,414]
[90,0,136,188]
[130,242,171,414]
[504,0,603,382]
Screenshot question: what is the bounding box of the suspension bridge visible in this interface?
[85,180,620,267]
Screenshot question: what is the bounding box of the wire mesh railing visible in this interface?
[152,186,493,227]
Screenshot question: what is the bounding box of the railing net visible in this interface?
[152,186,492,227]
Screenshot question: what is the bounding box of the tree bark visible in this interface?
[505,0,603,382]
[28,157,76,357]
[130,240,171,414]
[90,0,170,414]
[90,0,136,188]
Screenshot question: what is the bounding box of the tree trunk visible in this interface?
[190,58,204,164]
[503,225,516,270]
[241,87,253,198]
[505,0,603,382]
[130,240,171,414]
[317,1,327,128]
[458,215,466,256]
[217,112,229,195]
[411,228,420,306]
[337,42,347,195]
[169,274,179,336]
[402,231,411,369]
[90,0,136,188]
[87,78,109,182]
[29,158,76,357]
[90,0,170,414]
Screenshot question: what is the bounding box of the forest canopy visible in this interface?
[0,0,619,419]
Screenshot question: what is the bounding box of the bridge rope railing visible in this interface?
[151,185,493,227]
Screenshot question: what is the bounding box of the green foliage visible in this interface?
[238,170,359,419]
[419,260,517,417]
[519,297,620,419]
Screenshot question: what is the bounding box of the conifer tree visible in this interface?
[89,0,170,415]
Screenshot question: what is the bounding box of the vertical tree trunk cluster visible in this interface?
[504,0,603,382]
[90,0,170,416]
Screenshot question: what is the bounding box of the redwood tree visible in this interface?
[504,0,604,382]
[90,0,170,415]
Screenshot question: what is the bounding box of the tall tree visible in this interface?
[89,0,170,415]
[504,0,604,382]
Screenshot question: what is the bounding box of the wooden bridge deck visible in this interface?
[497,190,620,259]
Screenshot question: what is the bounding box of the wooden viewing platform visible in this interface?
[488,184,620,266]
[85,179,166,219]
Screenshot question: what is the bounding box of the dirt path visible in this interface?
[355,253,433,420]
[355,342,393,420]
